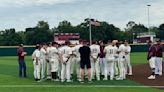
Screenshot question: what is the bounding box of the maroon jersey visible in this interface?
[99,45,105,58]
[17,47,25,60]
[155,44,163,58]
[147,45,156,60]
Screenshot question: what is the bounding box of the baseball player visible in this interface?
[104,41,118,80]
[155,39,163,76]
[90,40,101,81]
[32,44,41,82]
[99,41,106,77]
[147,40,156,79]
[57,44,63,80]
[59,41,72,82]
[124,41,132,75]
[40,43,47,80]
[71,40,83,81]
[116,41,126,80]
[46,42,52,79]
[49,42,60,81]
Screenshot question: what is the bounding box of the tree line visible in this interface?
[0,19,164,46]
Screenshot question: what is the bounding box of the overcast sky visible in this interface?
[0,0,164,31]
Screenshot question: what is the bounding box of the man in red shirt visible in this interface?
[147,41,156,79]
[155,39,163,76]
[17,44,27,78]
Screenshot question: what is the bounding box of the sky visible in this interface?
[0,0,164,31]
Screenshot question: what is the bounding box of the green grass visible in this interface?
[0,52,163,92]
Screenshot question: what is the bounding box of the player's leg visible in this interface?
[117,58,124,80]
[114,59,119,76]
[86,59,92,82]
[80,60,85,83]
[70,57,75,78]
[99,58,104,76]
[66,60,72,82]
[40,59,44,79]
[90,58,95,80]
[109,59,114,80]
[102,58,106,76]
[76,57,81,81]
[46,60,51,79]
[61,63,66,82]
[155,57,162,76]
[158,58,163,75]
[95,58,100,80]
[51,59,59,81]
[104,58,109,80]
[36,61,41,81]
[126,55,132,75]
[123,61,127,79]
[33,60,37,81]
[148,57,156,79]
[42,59,47,79]
[58,61,61,79]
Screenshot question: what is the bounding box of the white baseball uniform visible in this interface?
[40,48,47,79]
[124,45,132,75]
[117,44,126,80]
[49,46,59,73]
[32,49,41,79]
[104,45,118,80]
[71,44,83,80]
[46,46,52,79]
[90,44,100,80]
[59,45,72,82]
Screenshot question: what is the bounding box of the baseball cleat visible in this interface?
[103,78,108,80]
[148,75,155,80]
[61,80,65,82]
[128,73,133,76]
[115,77,123,80]
[66,80,73,83]
[88,80,93,83]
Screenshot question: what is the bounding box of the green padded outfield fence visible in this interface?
[0,45,164,56]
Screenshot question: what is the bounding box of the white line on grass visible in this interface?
[0,85,163,88]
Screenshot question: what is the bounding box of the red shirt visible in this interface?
[100,45,105,58]
[17,47,25,60]
[155,44,163,58]
[147,45,156,60]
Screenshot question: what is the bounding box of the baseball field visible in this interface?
[0,52,164,92]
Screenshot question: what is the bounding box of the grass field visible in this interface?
[0,52,163,92]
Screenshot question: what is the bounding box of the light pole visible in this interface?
[147,4,151,34]
[133,33,135,43]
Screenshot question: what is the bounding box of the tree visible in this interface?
[57,20,75,33]
[25,21,53,45]
[0,29,23,46]
[159,24,164,40]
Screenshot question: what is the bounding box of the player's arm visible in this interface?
[58,49,66,64]
[97,46,101,58]
[147,46,154,60]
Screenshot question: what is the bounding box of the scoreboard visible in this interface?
[54,33,80,44]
